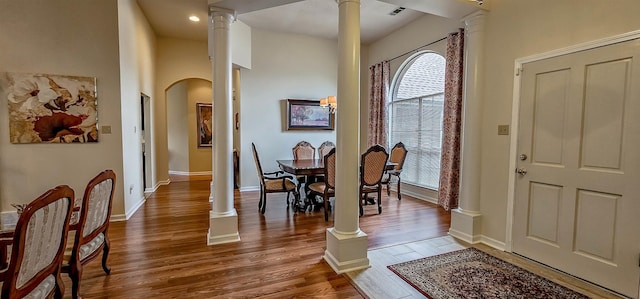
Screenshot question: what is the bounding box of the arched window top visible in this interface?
[388,51,446,190]
[395,52,445,100]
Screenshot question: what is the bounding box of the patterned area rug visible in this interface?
[388,248,589,299]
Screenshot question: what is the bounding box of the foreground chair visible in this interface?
[308,148,336,221]
[252,143,299,214]
[0,185,74,299]
[62,169,116,299]
[381,142,408,200]
[359,144,389,216]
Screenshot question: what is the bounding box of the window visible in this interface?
[389,52,445,190]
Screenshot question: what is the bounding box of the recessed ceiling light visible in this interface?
[189,15,200,22]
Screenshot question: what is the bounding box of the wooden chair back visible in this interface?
[0,185,74,299]
[324,148,336,189]
[292,141,315,160]
[389,142,408,171]
[317,141,335,160]
[63,169,116,299]
[360,144,389,186]
[252,143,265,183]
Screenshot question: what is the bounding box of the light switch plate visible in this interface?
[101,125,112,134]
[498,125,510,135]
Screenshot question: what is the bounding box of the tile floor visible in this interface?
[346,236,625,299]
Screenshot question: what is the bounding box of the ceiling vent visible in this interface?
[389,7,406,16]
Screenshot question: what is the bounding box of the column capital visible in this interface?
[336,0,360,6]
[208,5,236,21]
[463,10,486,33]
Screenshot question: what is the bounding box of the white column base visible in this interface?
[207,209,240,245]
[323,228,370,274]
[449,208,482,244]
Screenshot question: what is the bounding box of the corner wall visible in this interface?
[479,0,640,244]
[118,0,157,218]
[239,29,338,189]
[0,0,126,218]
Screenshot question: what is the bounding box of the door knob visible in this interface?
[516,168,527,176]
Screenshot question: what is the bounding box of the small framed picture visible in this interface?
[197,103,212,147]
[286,99,334,130]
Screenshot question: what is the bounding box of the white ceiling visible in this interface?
[136,0,483,44]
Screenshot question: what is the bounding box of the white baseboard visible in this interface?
[125,196,146,220]
[169,170,212,176]
[479,235,506,251]
[399,187,438,204]
[239,186,259,192]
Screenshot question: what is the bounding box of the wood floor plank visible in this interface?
[61,178,450,298]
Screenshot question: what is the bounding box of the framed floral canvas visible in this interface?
[2,72,98,143]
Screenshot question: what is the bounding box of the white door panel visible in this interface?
[514,39,640,298]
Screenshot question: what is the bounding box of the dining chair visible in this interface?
[381,142,408,200]
[292,141,316,160]
[61,169,116,299]
[0,185,74,299]
[307,148,336,221]
[292,141,317,196]
[359,144,389,216]
[317,141,335,160]
[252,143,300,214]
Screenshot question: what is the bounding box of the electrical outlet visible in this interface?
[129,185,134,194]
[498,125,510,135]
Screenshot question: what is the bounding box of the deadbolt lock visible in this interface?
[519,154,528,161]
[516,168,528,176]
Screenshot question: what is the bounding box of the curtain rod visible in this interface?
[388,36,448,62]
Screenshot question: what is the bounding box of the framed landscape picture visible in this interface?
[286,99,334,130]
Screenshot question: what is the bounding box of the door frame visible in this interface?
[505,29,640,252]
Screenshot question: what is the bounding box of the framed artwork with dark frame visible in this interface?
[197,103,212,147]
[286,99,334,130]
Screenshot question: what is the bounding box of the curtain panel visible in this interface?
[368,61,390,147]
[438,29,464,211]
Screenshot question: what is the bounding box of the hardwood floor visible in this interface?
[62,177,451,298]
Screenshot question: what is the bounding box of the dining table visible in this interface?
[276,158,398,212]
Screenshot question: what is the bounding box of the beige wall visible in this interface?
[155,38,212,184]
[0,1,126,219]
[187,79,213,172]
[166,79,213,174]
[479,0,640,243]
[117,0,157,217]
[364,0,640,245]
[167,81,189,172]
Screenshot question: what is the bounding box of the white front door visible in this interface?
[513,38,640,298]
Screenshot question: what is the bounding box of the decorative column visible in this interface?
[207,6,239,245]
[449,11,485,243]
[324,0,369,273]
